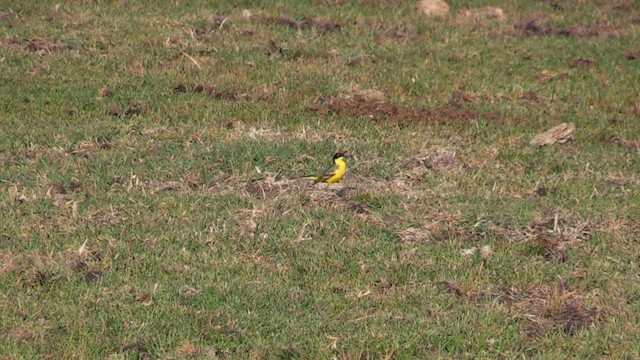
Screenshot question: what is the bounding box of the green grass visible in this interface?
[1,0,639,358]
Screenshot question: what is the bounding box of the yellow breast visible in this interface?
[327,157,347,184]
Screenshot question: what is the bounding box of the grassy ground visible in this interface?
[1,0,639,358]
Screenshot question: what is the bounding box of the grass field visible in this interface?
[1,0,639,358]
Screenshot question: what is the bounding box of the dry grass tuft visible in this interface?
[176,341,199,358]
[8,184,37,204]
[179,285,202,298]
[505,283,603,338]
[71,140,113,158]
[493,208,593,247]
[405,144,461,176]
[236,216,258,239]
[0,250,20,274]
[88,208,128,225]
[399,211,471,244]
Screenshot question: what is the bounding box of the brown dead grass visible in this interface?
[308,97,490,126]
[499,283,605,338]
[72,140,113,158]
[570,57,598,69]
[408,145,461,173]
[538,70,570,83]
[1,325,37,342]
[490,208,594,248]
[176,340,199,358]
[16,144,68,162]
[174,83,256,101]
[193,83,249,101]
[87,208,128,225]
[598,217,640,245]
[244,179,286,199]
[152,181,188,193]
[625,50,638,60]
[6,240,104,290]
[0,250,20,274]
[398,211,476,245]
[3,36,72,55]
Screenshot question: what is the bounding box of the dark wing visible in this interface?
[313,163,336,184]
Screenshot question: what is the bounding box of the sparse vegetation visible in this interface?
[1,0,639,358]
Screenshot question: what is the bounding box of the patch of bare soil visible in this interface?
[308,96,489,126]
[1,325,37,342]
[607,135,640,151]
[174,83,250,101]
[376,26,416,45]
[107,101,147,118]
[514,208,591,262]
[498,283,603,338]
[434,280,466,299]
[3,36,72,55]
[243,179,286,199]
[509,14,620,38]
[397,144,465,186]
[517,91,539,104]
[398,211,479,244]
[570,57,597,69]
[122,342,150,359]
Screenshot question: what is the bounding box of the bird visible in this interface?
[303,152,348,185]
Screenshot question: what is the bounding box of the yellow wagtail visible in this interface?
[304,152,349,185]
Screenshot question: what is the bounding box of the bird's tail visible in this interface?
[294,175,319,181]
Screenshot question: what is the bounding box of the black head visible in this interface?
[333,152,346,160]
